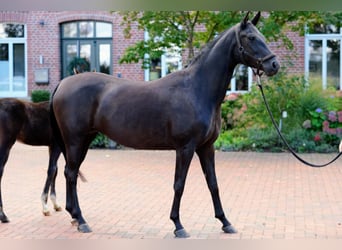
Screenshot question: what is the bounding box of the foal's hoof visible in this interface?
[78,223,92,233]
[222,225,237,234]
[54,206,62,212]
[70,219,78,226]
[174,228,190,238]
[43,210,51,216]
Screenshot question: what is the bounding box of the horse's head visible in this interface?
[235,11,280,76]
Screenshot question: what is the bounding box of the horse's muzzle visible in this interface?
[262,57,280,76]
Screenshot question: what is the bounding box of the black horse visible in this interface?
[0,98,62,223]
[51,12,280,237]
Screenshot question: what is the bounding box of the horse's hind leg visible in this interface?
[41,144,62,216]
[170,145,195,238]
[64,135,95,233]
[196,144,237,234]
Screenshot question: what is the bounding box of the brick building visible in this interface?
[1,11,337,99]
[0,11,145,98]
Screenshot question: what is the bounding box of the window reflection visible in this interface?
[79,22,94,38]
[235,65,249,91]
[13,43,25,91]
[99,44,110,74]
[96,22,112,38]
[0,23,24,38]
[63,22,77,38]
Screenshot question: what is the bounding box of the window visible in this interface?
[145,48,182,81]
[227,64,253,94]
[305,26,342,90]
[0,23,27,97]
[144,31,182,81]
[61,21,112,77]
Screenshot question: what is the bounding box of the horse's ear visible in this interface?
[251,11,261,26]
[241,11,250,29]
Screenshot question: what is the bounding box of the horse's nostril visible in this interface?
[272,61,278,69]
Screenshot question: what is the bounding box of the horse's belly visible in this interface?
[102,127,175,150]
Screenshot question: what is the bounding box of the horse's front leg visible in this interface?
[196,144,237,234]
[170,145,195,238]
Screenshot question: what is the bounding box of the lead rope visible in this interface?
[254,73,342,168]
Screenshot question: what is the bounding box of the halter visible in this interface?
[235,25,276,76]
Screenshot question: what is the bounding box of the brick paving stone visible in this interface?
[0,143,341,239]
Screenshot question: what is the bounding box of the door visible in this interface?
[61,21,112,78]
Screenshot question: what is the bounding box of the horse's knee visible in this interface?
[47,165,57,177]
[64,168,78,182]
[173,182,185,197]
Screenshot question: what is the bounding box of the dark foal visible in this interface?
[0,98,62,223]
[51,12,280,237]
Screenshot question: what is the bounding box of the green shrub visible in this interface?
[89,133,110,149]
[217,72,341,153]
[246,127,283,152]
[31,90,50,102]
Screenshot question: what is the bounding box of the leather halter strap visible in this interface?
[235,26,276,75]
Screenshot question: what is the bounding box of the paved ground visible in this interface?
[0,143,342,239]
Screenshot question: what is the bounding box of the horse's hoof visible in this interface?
[174,228,190,238]
[43,211,51,216]
[78,223,92,233]
[0,215,10,223]
[222,225,237,234]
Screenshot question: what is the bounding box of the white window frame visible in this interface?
[0,24,27,98]
[226,65,253,95]
[304,27,342,90]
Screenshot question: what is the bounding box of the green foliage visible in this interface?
[67,57,90,76]
[119,11,342,69]
[220,94,244,131]
[216,73,342,153]
[308,110,326,130]
[31,90,50,102]
[89,133,110,149]
[119,11,247,67]
[241,72,307,132]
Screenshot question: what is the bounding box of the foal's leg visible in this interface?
[41,144,62,216]
[196,144,237,234]
[0,142,14,223]
[170,145,195,238]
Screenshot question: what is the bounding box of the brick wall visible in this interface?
[269,30,305,74]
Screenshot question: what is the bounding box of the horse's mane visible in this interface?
[185,25,236,68]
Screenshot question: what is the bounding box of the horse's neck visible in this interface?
[190,28,238,107]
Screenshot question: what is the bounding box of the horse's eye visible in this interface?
[248,35,255,41]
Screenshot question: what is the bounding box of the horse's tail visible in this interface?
[49,84,66,159]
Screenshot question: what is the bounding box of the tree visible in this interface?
[119,11,244,67]
[118,11,342,69]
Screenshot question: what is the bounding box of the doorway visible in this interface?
[61,21,112,77]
